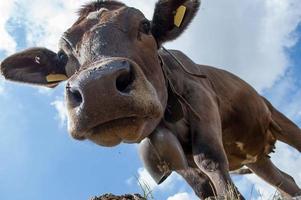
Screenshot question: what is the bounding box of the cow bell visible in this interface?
[139,127,188,184]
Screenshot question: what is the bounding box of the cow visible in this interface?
[1,0,301,199]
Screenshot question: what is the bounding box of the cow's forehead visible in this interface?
[86,8,109,20]
[77,0,125,19]
[60,5,145,52]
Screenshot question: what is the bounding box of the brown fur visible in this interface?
[78,0,124,16]
[1,1,301,199]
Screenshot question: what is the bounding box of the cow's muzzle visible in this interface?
[66,58,163,146]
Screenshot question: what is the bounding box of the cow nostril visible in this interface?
[116,67,134,93]
[67,87,83,107]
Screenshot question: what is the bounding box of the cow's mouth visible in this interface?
[85,116,146,146]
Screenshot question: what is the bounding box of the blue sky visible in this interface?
[0,1,301,200]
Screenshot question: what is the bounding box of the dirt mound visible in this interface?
[90,194,146,200]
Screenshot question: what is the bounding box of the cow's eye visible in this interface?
[57,50,68,66]
[139,20,151,35]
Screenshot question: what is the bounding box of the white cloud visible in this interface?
[244,174,278,200]
[136,167,182,192]
[166,0,301,92]
[37,87,53,96]
[136,167,156,190]
[0,1,16,55]
[51,98,68,127]
[271,79,301,123]
[13,0,89,51]
[167,192,198,200]
[123,0,156,19]
[10,0,155,51]
[0,78,5,95]
[133,168,199,199]
[6,0,300,92]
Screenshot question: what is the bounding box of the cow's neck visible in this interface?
[158,47,206,123]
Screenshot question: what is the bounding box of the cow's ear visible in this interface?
[0,48,68,88]
[151,0,200,45]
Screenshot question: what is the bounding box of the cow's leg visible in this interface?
[246,157,301,197]
[192,129,244,199]
[177,168,214,199]
[187,89,245,199]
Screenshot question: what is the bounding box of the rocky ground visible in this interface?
[90,194,146,200]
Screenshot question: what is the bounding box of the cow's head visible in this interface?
[0,0,200,146]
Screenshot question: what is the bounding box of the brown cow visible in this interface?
[1,0,301,199]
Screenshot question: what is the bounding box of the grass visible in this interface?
[134,178,294,200]
[136,175,154,200]
[204,184,289,200]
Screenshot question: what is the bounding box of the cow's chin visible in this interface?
[85,117,148,147]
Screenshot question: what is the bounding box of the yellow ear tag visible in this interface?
[174,5,187,27]
[46,74,68,83]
